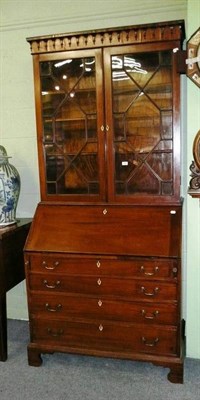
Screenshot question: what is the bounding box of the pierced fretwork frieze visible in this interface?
[27,22,184,54]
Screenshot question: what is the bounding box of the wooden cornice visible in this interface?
[27,20,185,54]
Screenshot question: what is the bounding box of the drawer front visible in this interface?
[27,253,178,280]
[28,274,178,301]
[29,293,178,325]
[31,319,178,356]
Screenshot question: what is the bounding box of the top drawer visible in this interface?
[25,253,179,280]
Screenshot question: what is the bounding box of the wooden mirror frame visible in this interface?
[193,129,200,169]
[188,130,200,197]
[186,27,200,88]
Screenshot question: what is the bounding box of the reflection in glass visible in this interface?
[40,57,99,195]
[112,51,173,196]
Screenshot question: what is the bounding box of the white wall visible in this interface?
[1,0,200,359]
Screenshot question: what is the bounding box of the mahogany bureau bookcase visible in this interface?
[24,20,186,383]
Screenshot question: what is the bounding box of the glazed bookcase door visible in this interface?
[104,43,181,204]
[33,49,106,202]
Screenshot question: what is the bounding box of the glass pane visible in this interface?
[111,50,173,196]
[40,56,99,195]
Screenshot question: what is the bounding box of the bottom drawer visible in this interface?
[30,319,178,357]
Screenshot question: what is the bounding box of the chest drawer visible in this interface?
[29,293,178,325]
[31,318,178,356]
[26,253,178,280]
[28,273,177,301]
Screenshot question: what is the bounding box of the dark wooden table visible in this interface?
[0,218,31,361]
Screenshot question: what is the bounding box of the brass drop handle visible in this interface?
[97,278,102,286]
[54,261,60,267]
[43,279,61,289]
[141,286,159,296]
[140,266,159,276]
[142,337,159,347]
[47,328,64,337]
[141,309,159,319]
[45,303,62,312]
[98,300,103,307]
[42,260,60,270]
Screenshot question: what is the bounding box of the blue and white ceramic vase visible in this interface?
[0,146,21,226]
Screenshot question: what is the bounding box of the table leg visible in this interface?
[0,294,7,361]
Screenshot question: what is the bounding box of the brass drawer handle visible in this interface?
[54,261,60,267]
[141,309,159,319]
[45,303,62,312]
[47,328,64,337]
[141,286,159,296]
[97,278,102,286]
[142,337,159,347]
[98,300,103,307]
[103,209,107,215]
[140,266,159,276]
[42,260,60,270]
[43,279,61,289]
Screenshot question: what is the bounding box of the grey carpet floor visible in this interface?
[0,319,199,400]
